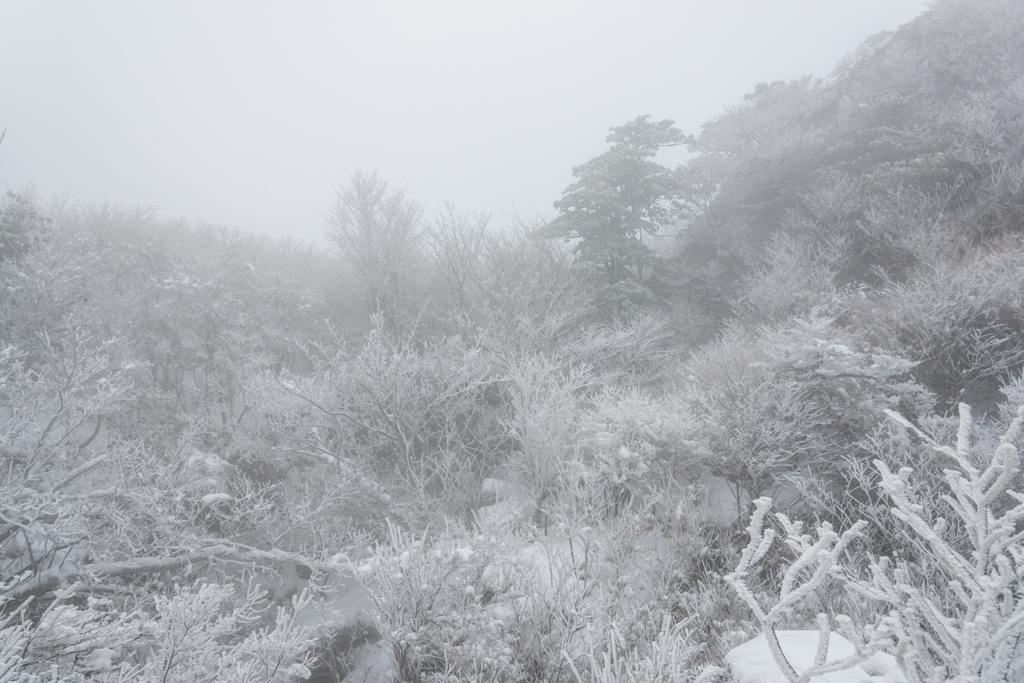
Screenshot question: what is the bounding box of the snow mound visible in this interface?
[726,631,906,683]
[201,492,232,505]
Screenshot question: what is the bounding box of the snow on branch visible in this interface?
[725,497,870,683]
[727,403,1024,683]
[854,403,1024,682]
[0,543,316,603]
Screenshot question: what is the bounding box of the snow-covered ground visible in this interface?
[726,631,906,683]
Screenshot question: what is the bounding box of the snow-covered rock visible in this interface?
[726,631,906,683]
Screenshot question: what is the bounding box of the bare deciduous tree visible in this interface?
[326,170,423,332]
[425,202,489,313]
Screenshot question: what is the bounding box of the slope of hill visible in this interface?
[3,1,1024,681]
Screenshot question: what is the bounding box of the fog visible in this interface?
[0,0,927,244]
[6,2,1024,680]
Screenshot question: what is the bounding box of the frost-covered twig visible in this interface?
[0,635,37,683]
[0,542,317,603]
[850,403,1024,682]
[725,497,870,683]
[728,403,1024,683]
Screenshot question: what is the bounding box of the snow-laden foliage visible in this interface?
[6,2,1024,680]
[725,500,873,683]
[682,316,931,509]
[133,583,314,683]
[358,515,706,683]
[1,577,314,682]
[862,249,1024,409]
[855,404,1024,682]
[728,403,1024,683]
[563,616,702,683]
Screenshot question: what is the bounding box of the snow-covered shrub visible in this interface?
[498,353,592,531]
[273,323,505,505]
[731,232,842,326]
[131,582,314,683]
[563,615,702,683]
[727,402,1024,683]
[684,317,930,518]
[358,522,523,682]
[854,404,1024,682]
[361,508,705,683]
[763,318,931,439]
[550,313,676,388]
[258,327,513,532]
[575,389,697,516]
[2,577,314,682]
[862,248,1024,410]
[684,332,832,509]
[0,334,135,489]
[0,335,332,680]
[472,221,593,359]
[725,499,874,682]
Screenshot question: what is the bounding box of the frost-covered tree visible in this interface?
[550,116,687,284]
[326,169,423,332]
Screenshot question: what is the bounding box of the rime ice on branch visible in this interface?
[728,403,1024,683]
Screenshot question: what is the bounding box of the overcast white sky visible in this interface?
[1,1,928,245]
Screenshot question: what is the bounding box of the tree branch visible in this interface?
[1,543,316,603]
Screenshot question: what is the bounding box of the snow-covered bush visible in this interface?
[727,402,1024,683]
[360,508,707,683]
[731,232,842,326]
[563,615,702,683]
[862,248,1024,410]
[130,582,314,683]
[275,323,503,475]
[725,499,874,682]
[574,389,697,517]
[684,317,931,519]
[855,404,1024,682]
[1,580,314,682]
[499,353,592,530]
[360,519,608,682]
[357,522,524,682]
[684,333,832,509]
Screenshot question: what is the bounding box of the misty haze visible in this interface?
[3,1,1024,682]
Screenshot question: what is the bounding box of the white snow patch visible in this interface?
[356,556,378,578]
[81,648,118,669]
[188,451,227,473]
[452,546,475,563]
[481,477,512,500]
[726,631,906,683]
[201,492,232,506]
